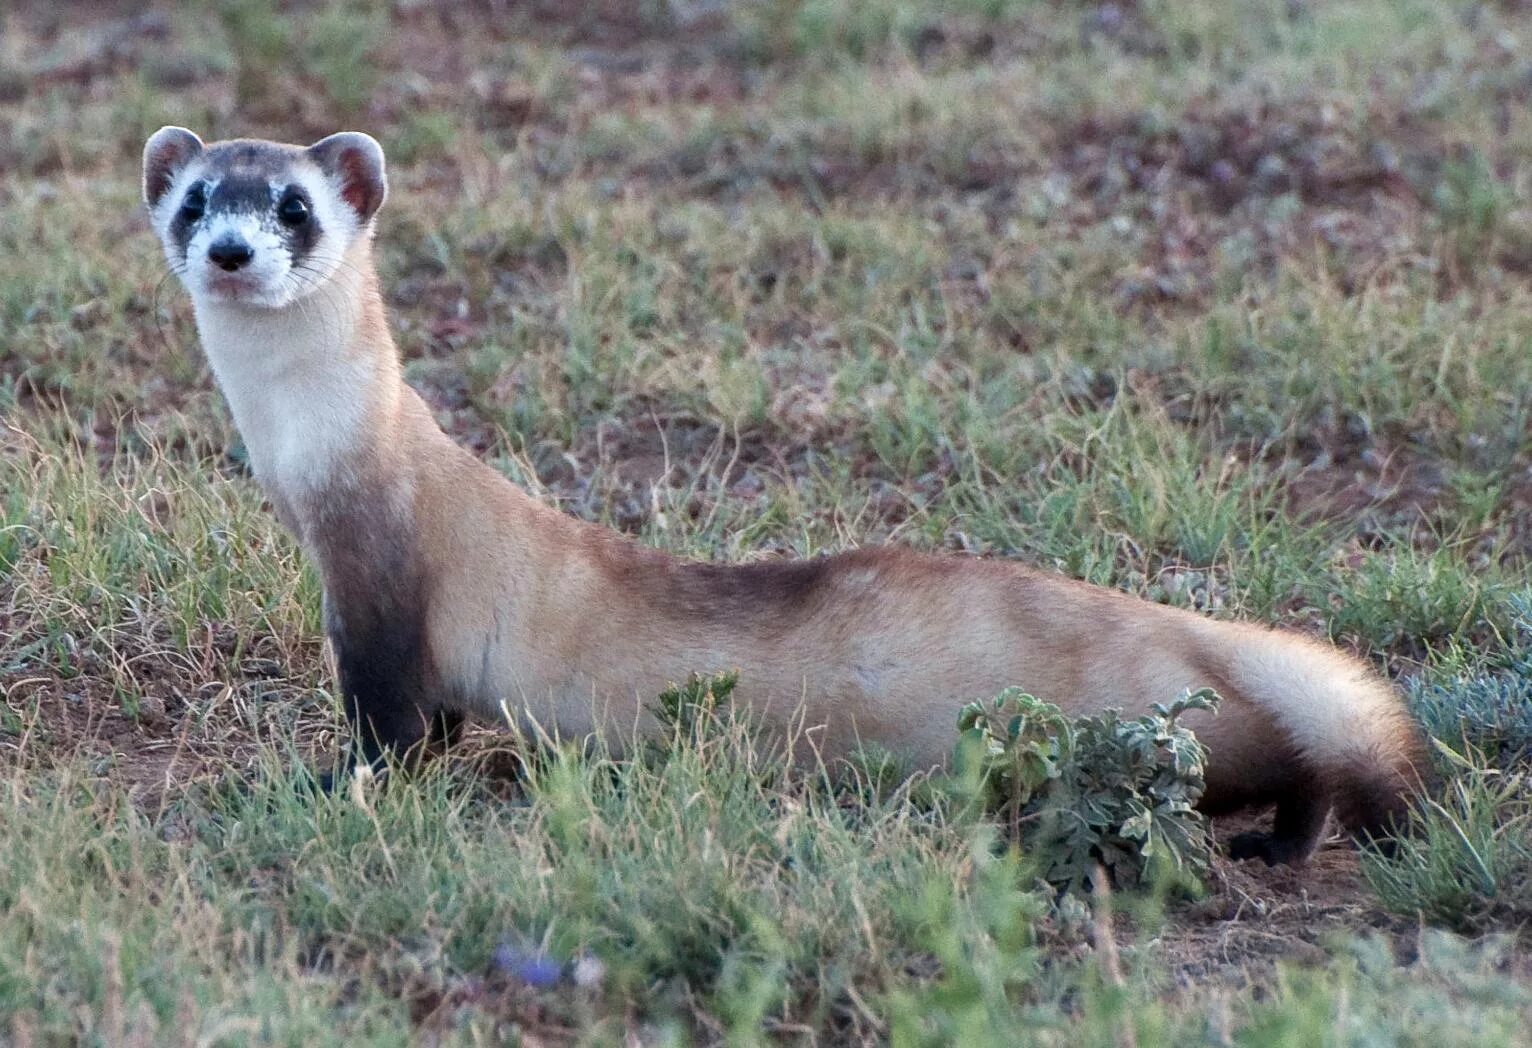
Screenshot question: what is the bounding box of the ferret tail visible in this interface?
[1223,624,1434,849]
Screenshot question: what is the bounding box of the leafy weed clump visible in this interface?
[954,688,1220,894]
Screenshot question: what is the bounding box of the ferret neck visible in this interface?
[191,243,404,504]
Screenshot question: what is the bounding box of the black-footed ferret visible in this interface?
[142,126,1430,864]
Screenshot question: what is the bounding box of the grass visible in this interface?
[4,0,1532,1041]
[1364,754,1532,935]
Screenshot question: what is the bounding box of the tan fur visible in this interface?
[335,247,1428,843]
[319,242,1428,821]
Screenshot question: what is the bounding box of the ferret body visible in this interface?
[143,127,1429,864]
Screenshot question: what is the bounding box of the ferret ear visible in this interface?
[306,131,387,222]
[143,126,204,209]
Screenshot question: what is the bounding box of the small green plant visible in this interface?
[1433,149,1514,263]
[838,742,911,804]
[0,701,21,738]
[954,687,1219,894]
[1321,546,1515,655]
[651,670,740,749]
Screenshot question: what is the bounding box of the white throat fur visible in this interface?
[189,244,387,496]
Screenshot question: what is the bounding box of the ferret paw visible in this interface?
[1227,830,1314,867]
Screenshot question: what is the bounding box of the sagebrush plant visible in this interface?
[953,687,1219,894]
[1408,592,1532,769]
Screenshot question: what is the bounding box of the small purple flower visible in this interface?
[491,942,563,989]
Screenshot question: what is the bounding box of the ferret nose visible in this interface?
[208,237,254,272]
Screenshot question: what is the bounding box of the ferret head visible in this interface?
[142,127,387,309]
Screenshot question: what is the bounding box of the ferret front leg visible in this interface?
[317,591,438,790]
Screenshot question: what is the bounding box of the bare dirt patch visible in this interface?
[1039,99,1438,307]
[0,629,333,813]
[1158,817,1416,989]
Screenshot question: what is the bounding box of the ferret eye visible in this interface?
[179,186,205,222]
[278,195,309,227]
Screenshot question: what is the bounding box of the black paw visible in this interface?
[1227,831,1313,867]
